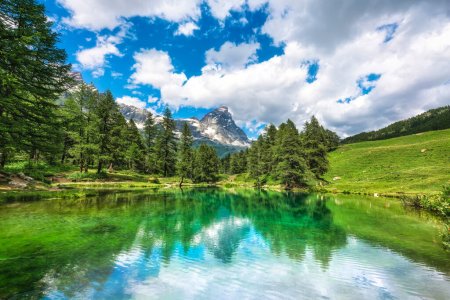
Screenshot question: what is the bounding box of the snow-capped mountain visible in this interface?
[200,106,250,147]
[119,104,251,155]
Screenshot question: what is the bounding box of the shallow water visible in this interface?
[0,189,448,299]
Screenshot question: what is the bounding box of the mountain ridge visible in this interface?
[119,104,251,157]
[343,105,450,144]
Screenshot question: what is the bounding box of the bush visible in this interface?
[148,177,160,184]
[401,185,449,217]
[67,171,107,182]
[4,161,73,184]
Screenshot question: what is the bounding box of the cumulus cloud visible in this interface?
[205,0,246,20]
[130,49,187,89]
[57,0,202,31]
[205,41,260,71]
[76,24,131,77]
[175,22,199,36]
[116,96,147,108]
[126,0,450,136]
[65,0,450,136]
[76,36,121,74]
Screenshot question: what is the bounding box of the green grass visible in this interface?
[3,161,76,184]
[324,129,450,196]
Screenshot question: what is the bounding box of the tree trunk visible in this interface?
[179,176,184,188]
[0,151,6,169]
[97,161,102,174]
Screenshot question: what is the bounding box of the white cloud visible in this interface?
[175,22,199,36]
[111,71,123,78]
[64,0,450,136]
[136,1,450,136]
[116,96,147,109]
[130,49,187,89]
[205,41,260,71]
[76,36,121,71]
[57,0,267,31]
[205,0,246,20]
[76,24,130,77]
[58,0,202,31]
[148,96,159,104]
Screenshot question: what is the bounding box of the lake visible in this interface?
[0,189,449,299]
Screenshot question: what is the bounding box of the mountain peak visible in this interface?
[200,106,250,147]
[118,103,250,150]
[217,106,229,112]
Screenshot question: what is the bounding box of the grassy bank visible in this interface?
[324,129,450,197]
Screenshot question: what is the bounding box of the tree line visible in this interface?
[220,117,339,189]
[342,105,450,144]
[48,84,222,185]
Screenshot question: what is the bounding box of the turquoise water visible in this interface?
[0,189,449,299]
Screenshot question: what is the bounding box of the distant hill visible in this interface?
[343,106,450,144]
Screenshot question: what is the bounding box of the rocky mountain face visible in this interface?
[118,104,250,156]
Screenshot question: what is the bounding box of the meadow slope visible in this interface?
[324,129,450,196]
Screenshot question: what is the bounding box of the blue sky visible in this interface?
[42,0,283,136]
[42,0,450,137]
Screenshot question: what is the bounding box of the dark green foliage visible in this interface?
[143,111,158,172]
[302,116,329,178]
[95,91,123,173]
[232,118,337,189]
[273,120,308,189]
[247,136,265,187]
[177,122,194,186]
[193,143,220,183]
[0,0,72,168]
[108,111,128,170]
[61,84,99,172]
[230,150,247,174]
[125,119,146,171]
[155,107,177,177]
[343,105,450,143]
[220,154,231,174]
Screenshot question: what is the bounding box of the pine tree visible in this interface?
[108,111,128,171]
[230,150,247,174]
[261,124,277,175]
[0,0,72,168]
[95,90,119,174]
[274,120,308,189]
[155,107,177,177]
[302,116,329,178]
[143,111,158,173]
[177,122,194,187]
[62,84,99,172]
[193,144,219,183]
[220,154,231,174]
[324,129,340,151]
[125,119,145,171]
[247,136,264,187]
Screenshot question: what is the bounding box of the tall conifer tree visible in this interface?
[177,122,194,187]
[155,107,177,177]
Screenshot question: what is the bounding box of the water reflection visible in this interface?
[0,189,448,299]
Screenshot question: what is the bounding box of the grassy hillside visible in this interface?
[325,129,450,196]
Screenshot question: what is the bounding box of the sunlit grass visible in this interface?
[324,129,450,196]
